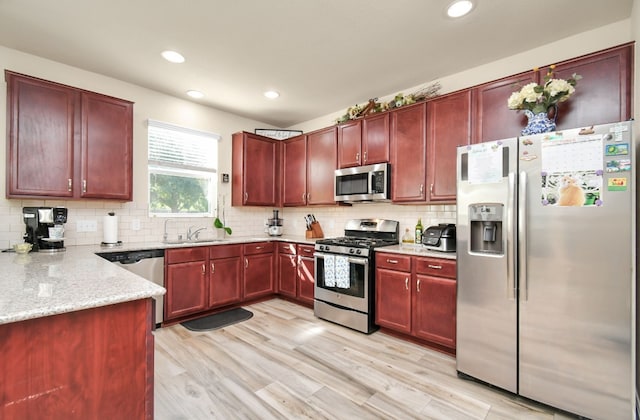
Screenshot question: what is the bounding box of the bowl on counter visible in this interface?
[13,243,33,254]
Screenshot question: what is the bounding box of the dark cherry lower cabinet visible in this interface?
[277,242,298,298]
[209,245,243,308]
[1,299,154,419]
[376,252,457,353]
[165,247,208,320]
[297,244,316,305]
[243,242,276,301]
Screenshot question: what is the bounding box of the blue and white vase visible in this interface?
[521,109,556,135]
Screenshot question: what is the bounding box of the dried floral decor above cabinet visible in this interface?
[5,70,133,201]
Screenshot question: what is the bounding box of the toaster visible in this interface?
[422,223,456,252]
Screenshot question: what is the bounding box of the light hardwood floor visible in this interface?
[154,299,576,419]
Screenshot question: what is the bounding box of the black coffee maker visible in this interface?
[23,207,68,252]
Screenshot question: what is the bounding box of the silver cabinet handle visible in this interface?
[355,152,360,162]
[255,246,263,250]
[211,262,215,274]
[405,277,409,290]
[417,279,421,292]
[244,192,248,202]
[82,179,87,193]
[201,264,206,275]
[302,192,306,202]
[302,248,312,253]
[419,184,424,194]
[363,151,367,163]
[68,179,72,192]
[307,193,310,201]
[387,259,398,264]
[245,258,248,268]
[430,184,434,193]
[427,264,442,270]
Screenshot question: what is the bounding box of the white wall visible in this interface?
[0,17,635,249]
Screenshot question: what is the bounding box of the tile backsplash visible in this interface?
[0,199,456,249]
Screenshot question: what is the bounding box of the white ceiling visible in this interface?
[0,0,633,127]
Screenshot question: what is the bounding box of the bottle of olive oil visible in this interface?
[415,218,423,244]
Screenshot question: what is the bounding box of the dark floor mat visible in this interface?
[180,307,253,332]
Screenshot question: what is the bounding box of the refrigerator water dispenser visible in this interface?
[469,204,503,254]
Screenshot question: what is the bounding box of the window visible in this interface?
[148,120,220,216]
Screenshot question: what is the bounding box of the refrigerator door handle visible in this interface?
[507,172,517,300]
[518,170,528,301]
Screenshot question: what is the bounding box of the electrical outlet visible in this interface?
[132,219,141,231]
[76,220,98,232]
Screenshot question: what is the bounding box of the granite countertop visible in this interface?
[377,244,457,260]
[0,235,317,326]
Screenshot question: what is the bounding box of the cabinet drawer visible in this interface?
[414,257,456,279]
[376,253,411,272]
[277,242,297,255]
[166,247,208,264]
[297,244,315,258]
[243,241,275,255]
[210,244,242,259]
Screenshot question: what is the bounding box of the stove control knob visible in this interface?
[356,249,362,255]
[349,249,355,254]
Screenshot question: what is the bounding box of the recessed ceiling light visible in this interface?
[161,50,185,63]
[264,90,280,99]
[447,0,474,18]
[187,90,204,99]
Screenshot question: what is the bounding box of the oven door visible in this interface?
[314,252,369,313]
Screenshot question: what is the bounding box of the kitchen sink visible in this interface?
[162,238,226,245]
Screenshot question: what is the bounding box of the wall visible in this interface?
[0,17,635,249]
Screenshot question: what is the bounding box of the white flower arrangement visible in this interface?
[507,66,581,115]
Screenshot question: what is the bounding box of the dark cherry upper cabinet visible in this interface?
[337,119,362,168]
[362,112,390,165]
[472,72,537,143]
[426,90,471,202]
[232,132,280,207]
[542,43,633,130]
[282,135,307,206]
[306,126,337,205]
[81,92,133,200]
[390,102,427,203]
[5,71,133,200]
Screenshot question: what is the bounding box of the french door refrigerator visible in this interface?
[456,121,636,419]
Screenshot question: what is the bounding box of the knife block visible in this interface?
[306,221,324,239]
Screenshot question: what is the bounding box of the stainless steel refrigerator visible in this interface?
[456,121,636,419]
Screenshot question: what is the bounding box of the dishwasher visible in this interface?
[97,249,165,326]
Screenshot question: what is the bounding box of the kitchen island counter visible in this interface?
[0,246,165,325]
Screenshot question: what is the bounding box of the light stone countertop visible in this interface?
[0,235,317,326]
[377,244,457,260]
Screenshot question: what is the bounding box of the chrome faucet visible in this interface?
[187,226,206,241]
[163,218,174,242]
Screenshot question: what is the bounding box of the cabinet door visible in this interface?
[244,253,275,300]
[413,274,456,349]
[209,256,242,308]
[472,72,536,143]
[362,113,390,165]
[6,72,77,198]
[278,253,297,298]
[337,120,362,168]
[427,90,471,202]
[545,44,632,130]
[390,103,427,203]
[375,268,412,333]
[244,134,278,206]
[165,260,207,320]
[282,135,307,206]
[297,255,315,305]
[306,127,337,205]
[81,92,133,200]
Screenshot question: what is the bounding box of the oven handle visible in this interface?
[314,252,369,266]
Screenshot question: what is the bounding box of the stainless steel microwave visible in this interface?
[334,163,390,203]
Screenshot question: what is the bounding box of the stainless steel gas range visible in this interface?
[314,219,399,333]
